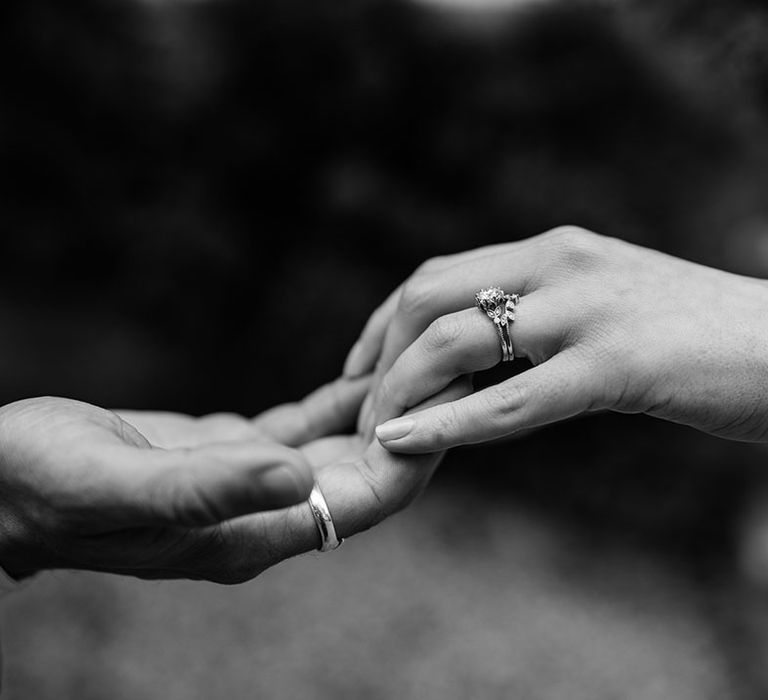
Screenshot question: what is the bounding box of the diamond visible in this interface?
[475,286,506,314]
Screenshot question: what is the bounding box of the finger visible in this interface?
[251,376,370,447]
[325,376,474,535]
[365,289,561,440]
[104,441,315,527]
[370,308,510,429]
[350,244,529,430]
[344,241,533,380]
[343,284,403,378]
[375,350,596,453]
[115,410,263,449]
[375,243,543,383]
[119,377,371,450]
[361,240,548,436]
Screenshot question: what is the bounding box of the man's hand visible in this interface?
[0,378,365,582]
[0,376,464,584]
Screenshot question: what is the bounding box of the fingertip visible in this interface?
[254,458,314,508]
[375,417,436,453]
[202,442,314,513]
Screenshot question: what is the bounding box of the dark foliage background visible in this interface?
[3,2,768,695]
[2,0,768,567]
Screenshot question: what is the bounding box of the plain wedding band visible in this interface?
[307,483,343,552]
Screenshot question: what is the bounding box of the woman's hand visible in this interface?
[0,377,464,584]
[344,226,768,452]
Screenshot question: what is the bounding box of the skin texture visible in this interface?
[343,226,768,452]
[0,377,467,584]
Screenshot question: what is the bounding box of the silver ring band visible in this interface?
[307,483,343,552]
[475,287,520,363]
[494,320,513,362]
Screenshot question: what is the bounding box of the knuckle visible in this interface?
[542,224,591,244]
[378,367,417,413]
[268,401,311,440]
[398,275,437,318]
[295,393,321,437]
[431,402,460,438]
[355,460,423,524]
[375,374,397,411]
[415,255,449,276]
[353,461,390,524]
[483,381,529,420]
[203,412,258,439]
[182,526,262,584]
[424,315,464,353]
[541,226,607,270]
[288,402,312,436]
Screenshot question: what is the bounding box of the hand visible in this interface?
[343,226,768,452]
[0,379,362,581]
[0,375,466,583]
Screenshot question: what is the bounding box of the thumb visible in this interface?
[104,441,315,527]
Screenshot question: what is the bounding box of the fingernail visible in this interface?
[258,464,309,501]
[375,417,414,443]
[343,342,366,378]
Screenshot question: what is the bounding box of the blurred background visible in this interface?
[3,0,768,697]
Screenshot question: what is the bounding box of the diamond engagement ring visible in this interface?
[475,287,520,362]
[307,483,343,552]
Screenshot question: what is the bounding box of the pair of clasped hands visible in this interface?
[2,227,767,583]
